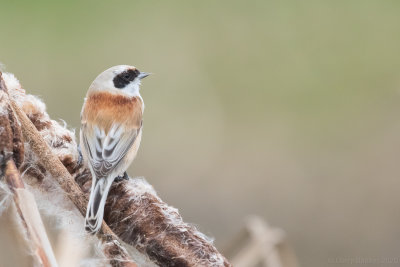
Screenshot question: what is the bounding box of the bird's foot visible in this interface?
[114,171,129,182]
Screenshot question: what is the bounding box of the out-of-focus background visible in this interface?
[2,1,400,266]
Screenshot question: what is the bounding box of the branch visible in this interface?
[4,70,232,267]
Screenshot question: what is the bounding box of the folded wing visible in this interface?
[82,122,140,179]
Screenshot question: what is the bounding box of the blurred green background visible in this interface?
[2,1,400,266]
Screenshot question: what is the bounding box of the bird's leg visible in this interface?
[114,171,129,182]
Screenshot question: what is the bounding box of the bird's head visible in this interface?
[89,65,150,97]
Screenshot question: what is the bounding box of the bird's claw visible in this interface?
[114,171,129,182]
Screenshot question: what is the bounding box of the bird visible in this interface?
[80,65,149,233]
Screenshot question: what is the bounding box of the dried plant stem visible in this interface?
[11,100,88,215]
[0,78,56,267]
[4,160,57,267]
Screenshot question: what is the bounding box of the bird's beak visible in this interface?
[138,72,150,80]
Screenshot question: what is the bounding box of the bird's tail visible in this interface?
[85,177,113,233]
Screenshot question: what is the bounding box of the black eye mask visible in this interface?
[113,69,140,89]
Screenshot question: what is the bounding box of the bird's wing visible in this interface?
[81,122,140,179]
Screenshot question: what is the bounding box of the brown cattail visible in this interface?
[2,71,231,267]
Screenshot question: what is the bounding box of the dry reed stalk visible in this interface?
[0,80,57,267]
[4,160,58,267]
[3,70,232,267]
